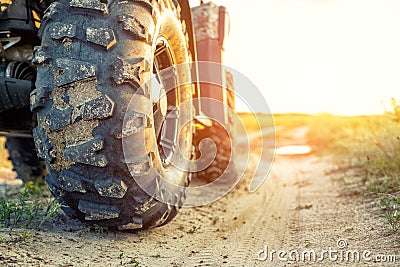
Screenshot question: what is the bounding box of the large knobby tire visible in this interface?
[5,137,46,183]
[32,0,193,229]
[192,123,235,183]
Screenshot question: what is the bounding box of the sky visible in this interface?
[189,0,400,115]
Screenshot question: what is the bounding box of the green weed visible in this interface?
[274,112,400,235]
[0,182,60,230]
[119,252,140,266]
[0,230,31,244]
[322,113,400,234]
[379,195,400,233]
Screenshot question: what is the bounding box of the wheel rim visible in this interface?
[152,37,179,165]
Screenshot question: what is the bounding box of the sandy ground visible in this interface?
[0,128,399,266]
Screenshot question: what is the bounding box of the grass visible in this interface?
[273,113,391,152]
[0,137,60,234]
[273,111,400,235]
[0,112,398,237]
[0,179,60,231]
[379,195,400,233]
[238,112,275,132]
[0,230,32,244]
[119,252,140,266]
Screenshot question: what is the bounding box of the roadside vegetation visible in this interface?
[0,177,60,242]
[0,112,399,239]
[273,108,400,236]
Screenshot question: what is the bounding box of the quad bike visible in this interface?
[0,0,236,229]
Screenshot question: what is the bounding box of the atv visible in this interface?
[0,0,236,229]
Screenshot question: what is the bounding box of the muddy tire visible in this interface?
[32,0,193,229]
[5,137,46,183]
[192,123,236,183]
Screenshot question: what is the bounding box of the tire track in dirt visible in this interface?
[1,127,399,266]
[185,147,302,266]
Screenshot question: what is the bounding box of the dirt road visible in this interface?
[1,129,399,266]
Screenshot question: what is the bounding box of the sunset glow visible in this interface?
[190,0,400,115]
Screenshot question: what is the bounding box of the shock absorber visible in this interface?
[0,60,36,111]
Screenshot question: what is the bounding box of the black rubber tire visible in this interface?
[192,123,235,183]
[5,137,46,183]
[32,0,193,229]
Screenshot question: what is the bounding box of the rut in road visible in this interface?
[0,128,399,266]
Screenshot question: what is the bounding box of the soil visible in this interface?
[0,128,399,266]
